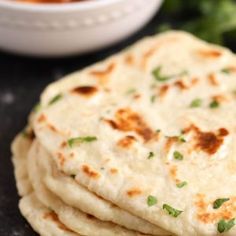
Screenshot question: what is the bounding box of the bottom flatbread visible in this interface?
[27,140,145,236]
[12,134,172,235]
[12,135,78,236]
[34,139,169,235]
[19,194,78,236]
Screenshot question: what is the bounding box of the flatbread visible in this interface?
[12,136,78,236]
[11,134,33,196]
[27,140,149,236]
[19,193,78,236]
[36,140,168,235]
[33,31,236,235]
[13,134,160,235]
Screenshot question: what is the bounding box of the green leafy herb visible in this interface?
[176,181,188,188]
[151,95,156,103]
[152,66,188,82]
[217,218,235,233]
[178,135,186,143]
[190,98,202,108]
[209,100,220,108]
[70,174,76,178]
[33,103,41,113]
[159,0,236,45]
[163,204,183,217]
[173,151,184,160]
[68,136,97,147]
[213,198,230,209]
[126,88,136,95]
[48,93,63,105]
[156,129,161,133]
[147,152,154,159]
[221,68,231,74]
[147,195,158,206]
[152,66,170,82]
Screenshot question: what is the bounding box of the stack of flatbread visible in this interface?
[11,31,236,236]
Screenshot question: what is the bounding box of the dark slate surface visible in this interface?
[0,10,166,236]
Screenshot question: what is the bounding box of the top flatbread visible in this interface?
[33,31,236,235]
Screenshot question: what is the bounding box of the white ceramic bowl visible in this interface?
[0,0,163,57]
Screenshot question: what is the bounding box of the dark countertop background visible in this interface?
[1,8,236,235]
[0,10,167,236]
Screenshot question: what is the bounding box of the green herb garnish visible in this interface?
[163,204,183,217]
[151,95,156,103]
[190,98,202,108]
[159,0,236,45]
[152,66,188,82]
[213,198,230,209]
[126,88,136,95]
[178,135,186,143]
[173,151,183,160]
[221,68,231,74]
[176,181,188,188]
[209,100,219,108]
[147,152,154,159]
[68,136,97,147]
[217,218,235,233]
[48,93,63,105]
[70,174,76,178]
[152,66,170,82]
[33,103,41,113]
[147,195,158,206]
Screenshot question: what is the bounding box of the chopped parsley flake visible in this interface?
[152,66,188,82]
[33,103,41,113]
[152,66,170,82]
[173,151,183,160]
[221,68,231,74]
[163,204,183,217]
[217,218,235,233]
[68,136,97,147]
[190,98,202,108]
[70,174,76,178]
[176,181,188,188]
[147,152,154,159]
[151,95,156,103]
[209,100,220,109]
[48,93,63,105]
[178,135,186,143]
[156,129,161,133]
[126,88,136,95]
[213,198,230,209]
[147,195,157,206]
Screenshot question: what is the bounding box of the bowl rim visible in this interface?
[0,0,125,12]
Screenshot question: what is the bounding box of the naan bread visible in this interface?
[12,136,78,236]
[19,193,78,236]
[32,31,236,235]
[11,134,33,196]
[13,134,162,236]
[36,141,168,235]
[27,140,150,236]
